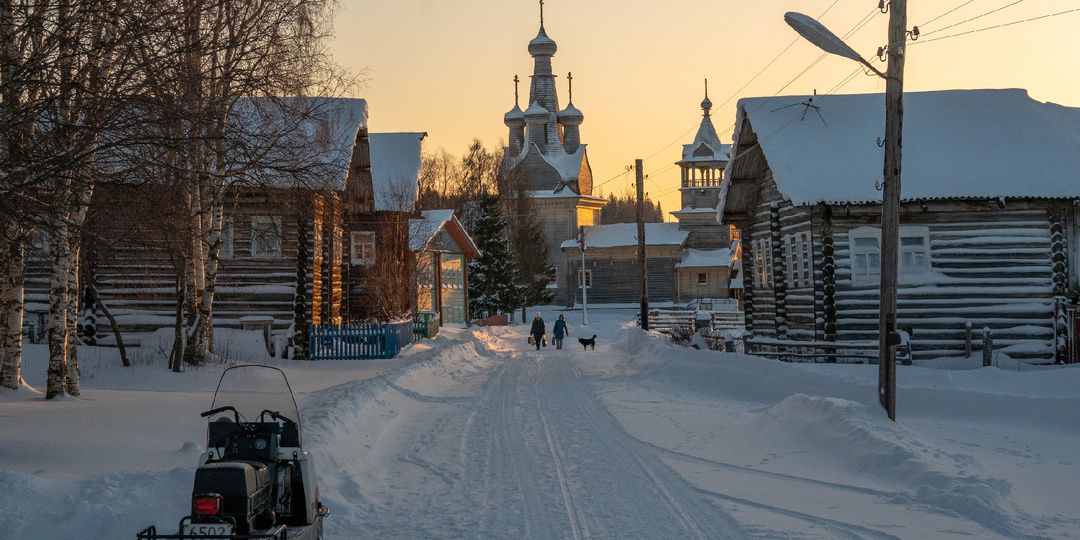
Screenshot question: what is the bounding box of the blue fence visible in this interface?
[308,321,414,360]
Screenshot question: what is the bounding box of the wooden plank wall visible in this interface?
[745,175,1060,363]
[29,186,331,348]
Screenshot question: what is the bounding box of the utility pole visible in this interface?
[878,0,907,421]
[579,225,588,326]
[636,159,649,331]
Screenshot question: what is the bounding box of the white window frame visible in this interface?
[579,268,592,288]
[219,218,234,259]
[899,226,931,276]
[849,227,881,286]
[784,235,796,286]
[350,231,376,266]
[754,238,773,288]
[850,226,933,285]
[250,216,282,258]
[799,232,812,287]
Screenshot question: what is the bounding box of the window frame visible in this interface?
[697,272,708,286]
[849,227,881,286]
[579,268,592,288]
[350,231,376,266]
[899,226,931,276]
[219,218,234,259]
[849,225,933,285]
[250,216,283,259]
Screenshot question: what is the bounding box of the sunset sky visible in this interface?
[331,0,1080,219]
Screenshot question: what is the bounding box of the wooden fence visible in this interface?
[308,321,414,360]
[745,336,912,364]
[475,314,508,327]
[637,310,745,334]
[414,313,440,340]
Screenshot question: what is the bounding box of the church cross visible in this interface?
[567,72,573,103]
[514,75,520,106]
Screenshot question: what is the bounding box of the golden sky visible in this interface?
[332,0,1080,219]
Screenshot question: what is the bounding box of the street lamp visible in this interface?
[785,3,906,421]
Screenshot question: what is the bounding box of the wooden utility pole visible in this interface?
[579,225,588,326]
[636,159,649,331]
[878,0,906,421]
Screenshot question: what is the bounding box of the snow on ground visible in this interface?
[1,309,1078,539]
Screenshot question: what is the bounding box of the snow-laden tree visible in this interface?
[468,193,522,319]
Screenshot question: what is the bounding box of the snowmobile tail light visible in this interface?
[193,494,222,516]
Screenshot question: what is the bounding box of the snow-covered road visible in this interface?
[2,310,1079,539]
[306,326,743,538]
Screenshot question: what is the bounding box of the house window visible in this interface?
[784,235,796,286]
[350,231,375,266]
[900,226,931,275]
[219,219,234,259]
[548,267,559,289]
[799,232,811,287]
[753,238,772,287]
[785,233,813,288]
[579,268,592,288]
[850,226,933,285]
[697,273,708,286]
[849,227,881,285]
[251,216,282,258]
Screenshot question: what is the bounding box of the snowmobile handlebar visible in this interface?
[201,406,242,423]
[257,409,295,426]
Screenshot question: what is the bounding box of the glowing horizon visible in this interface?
[332,0,1080,219]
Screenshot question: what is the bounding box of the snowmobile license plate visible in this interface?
[182,523,233,536]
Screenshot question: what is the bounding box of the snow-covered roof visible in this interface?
[370,132,425,212]
[409,209,479,257]
[675,248,735,268]
[560,223,688,249]
[730,89,1080,206]
[409,209,456,252]
[679,110,730,165]
[227,97,368,191]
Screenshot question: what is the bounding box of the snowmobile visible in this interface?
[138,365,329,539]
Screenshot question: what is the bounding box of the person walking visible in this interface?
[552,314,568,349]
[530,312,546,350]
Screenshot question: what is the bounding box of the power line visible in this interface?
[920,0,1029,37]
[629,0,860,176]
[918,0,977,30]
[916,6,1080,44]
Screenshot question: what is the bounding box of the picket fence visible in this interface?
[308,321,415,360]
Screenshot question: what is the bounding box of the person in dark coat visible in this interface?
[530,312,546,350]
[552,314,568,349]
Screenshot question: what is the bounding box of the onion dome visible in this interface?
[524,101,548,123]
[504,104,525,128]
[528,27,557,57]
[701,95,713,116]
[558,102,583,125]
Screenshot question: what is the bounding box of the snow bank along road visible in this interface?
[301,318,1080,539]
[304,324,743,538]
[2,314,1078,539]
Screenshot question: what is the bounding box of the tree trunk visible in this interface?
[0,218,25,389]
[46,218,71,399]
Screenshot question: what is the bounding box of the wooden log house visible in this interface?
[720,89,1080,364]
[22,98,427,354]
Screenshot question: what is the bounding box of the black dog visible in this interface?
[578,335,597,351]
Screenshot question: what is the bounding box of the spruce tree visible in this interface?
[468,193,522,319]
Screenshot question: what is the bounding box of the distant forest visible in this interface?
[599,188,664,224]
